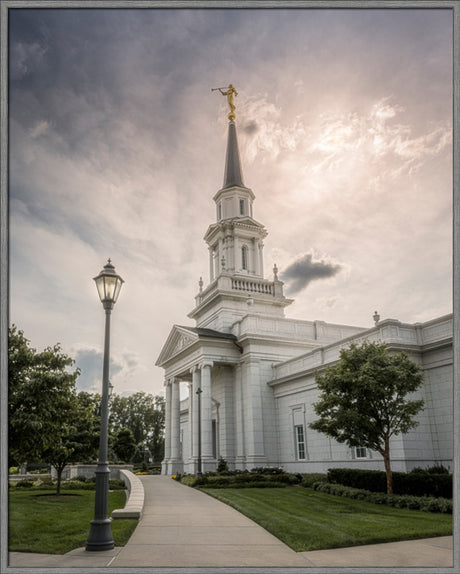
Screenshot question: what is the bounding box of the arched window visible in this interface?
[241,246,248,270]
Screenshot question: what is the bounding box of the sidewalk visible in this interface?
[8,475,454,569]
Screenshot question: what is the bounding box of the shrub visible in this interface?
[179,469,300,489]
[250,466,284,475]
[180,475,200,487]
[74,475,90,483]
[327,467,452,498]
[109,479,127,490]
[62,480,95,490]
[15,480,34,488]
[217,457,229,473]
[300,473,328,488]
[311,482,452,514]
[426,464,450,475]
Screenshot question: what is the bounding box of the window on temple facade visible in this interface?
[242,245,248,270]
[295,425,306,460]
[239,198,245,215]
[354,446,368,458]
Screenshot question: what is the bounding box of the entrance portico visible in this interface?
[157,326,243,475]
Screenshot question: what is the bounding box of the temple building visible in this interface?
[156,91,453,476]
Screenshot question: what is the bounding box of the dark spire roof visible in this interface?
[223,120,244,189]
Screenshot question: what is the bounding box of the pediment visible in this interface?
[204,217,265,242]
[156,325,199,366]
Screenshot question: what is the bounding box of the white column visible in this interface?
[170,378,180,461]
[201,362,214,461]
[259,241,264,278]
[192,366,201,459]
[243,358,266,467]
[162,379,172,474]
[187,382,193,466]
[209,247,214,282]
[234,363,245,467]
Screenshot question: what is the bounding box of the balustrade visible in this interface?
[231,278,274,295]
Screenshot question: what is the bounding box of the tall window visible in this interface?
[295,425,306,460]
[239,199,245,215]
[242,246,248,270]
[355,446,367,459]
[218,203,222,220]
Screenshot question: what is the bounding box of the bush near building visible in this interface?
[311,482,452,514]
[327,466,452,499]
[179,466,302,488]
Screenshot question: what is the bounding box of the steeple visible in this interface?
[188,86,292,331]
[223,121,244,189]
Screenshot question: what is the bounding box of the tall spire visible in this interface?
[223,121,244,189]
[211,84,245,189]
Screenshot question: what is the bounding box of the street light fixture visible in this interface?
[86,259,124,552]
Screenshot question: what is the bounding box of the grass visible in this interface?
[202,487,453,552]
[9,489,138,554]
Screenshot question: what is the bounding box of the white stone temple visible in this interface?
[156,97,453,476]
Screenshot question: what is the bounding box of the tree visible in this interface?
[8,326,81,467]
[113,428,137,463]
[8,326,99,494]
[109,392,165,462]
[309,341,424,494]
[42,394,98,494]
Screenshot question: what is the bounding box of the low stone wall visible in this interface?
[50,464,134,480]
[112,469,144,520]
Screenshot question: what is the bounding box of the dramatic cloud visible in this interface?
[281,252,342,295]
[8,8,452,395]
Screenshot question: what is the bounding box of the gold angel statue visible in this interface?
[212,84,238,121]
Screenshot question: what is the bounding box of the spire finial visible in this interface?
[373,310,380,325]
[212,84,238,121]
[273,263,279,281]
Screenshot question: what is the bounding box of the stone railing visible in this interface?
[196,273,281,304]
[231,277,274,295]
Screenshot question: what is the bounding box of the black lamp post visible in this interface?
[86,259,124,552]
[196,387,202,477]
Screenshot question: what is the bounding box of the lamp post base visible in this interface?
[86,464,114,551]
[86,519,114,551]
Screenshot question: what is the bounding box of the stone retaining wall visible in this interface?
[112,470,144,519]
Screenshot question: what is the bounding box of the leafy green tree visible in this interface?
[8,326,99,494]
[113,428,137,463]
[43,394,98,494]
[8,326,81,467]
[309,341,424,494]
[109,392,165,462]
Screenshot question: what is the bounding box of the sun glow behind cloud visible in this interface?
[8,8,453,395]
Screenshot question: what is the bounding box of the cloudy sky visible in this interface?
[9,7,453,397]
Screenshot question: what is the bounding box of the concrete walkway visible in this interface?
[8,475,454,569]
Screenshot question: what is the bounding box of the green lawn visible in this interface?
[9,489,138,554]
[202,487,453,552]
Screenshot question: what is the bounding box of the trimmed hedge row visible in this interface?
[312,481,452,514]
[180,471,301,488]
[327,468,452,499]
[10,478,126,491]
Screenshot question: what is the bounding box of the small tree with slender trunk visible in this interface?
[309,341,424,494]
